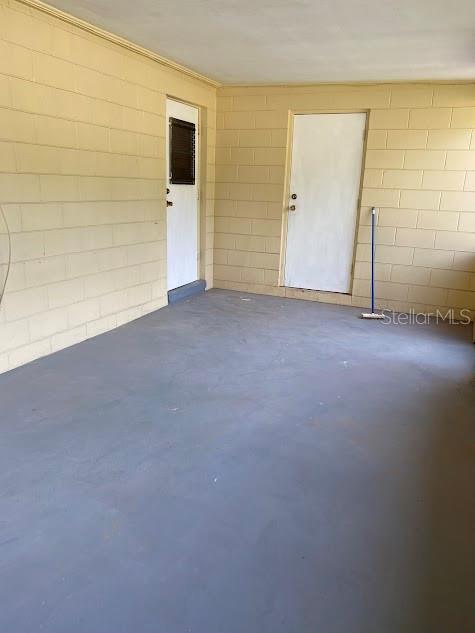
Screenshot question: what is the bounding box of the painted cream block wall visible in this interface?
[214,83,475,317]
[0,0,216,373]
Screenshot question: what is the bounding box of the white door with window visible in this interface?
[284,112,366,293]
[166,98,199,291]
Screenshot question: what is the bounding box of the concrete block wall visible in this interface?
[0,0,216,373]
[214,84,475,317]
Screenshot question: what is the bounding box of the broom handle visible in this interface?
[371,207,376,314]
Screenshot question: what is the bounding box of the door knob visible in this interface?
[167,200,173,207]
[291,193,297,200]
[289,204,296,211]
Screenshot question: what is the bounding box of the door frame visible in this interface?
[278,109,369,297]
[165,94,208,289]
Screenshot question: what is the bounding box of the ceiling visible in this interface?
[47,0,475,84]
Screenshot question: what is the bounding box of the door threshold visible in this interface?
[283,286,350,295]
[168,280,206,304]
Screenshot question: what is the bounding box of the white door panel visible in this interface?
[285,113,366,293]
[166,98,199,291]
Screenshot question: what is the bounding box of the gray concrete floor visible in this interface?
[1,289,474,633]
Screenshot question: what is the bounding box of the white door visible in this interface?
[284,113,366,293]
[166,98,199,291]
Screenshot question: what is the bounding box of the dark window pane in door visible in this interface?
[169,117,195,185]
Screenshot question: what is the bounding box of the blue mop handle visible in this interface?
[371,207,376,314]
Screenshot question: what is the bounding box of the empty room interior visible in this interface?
[0,0,474,631]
